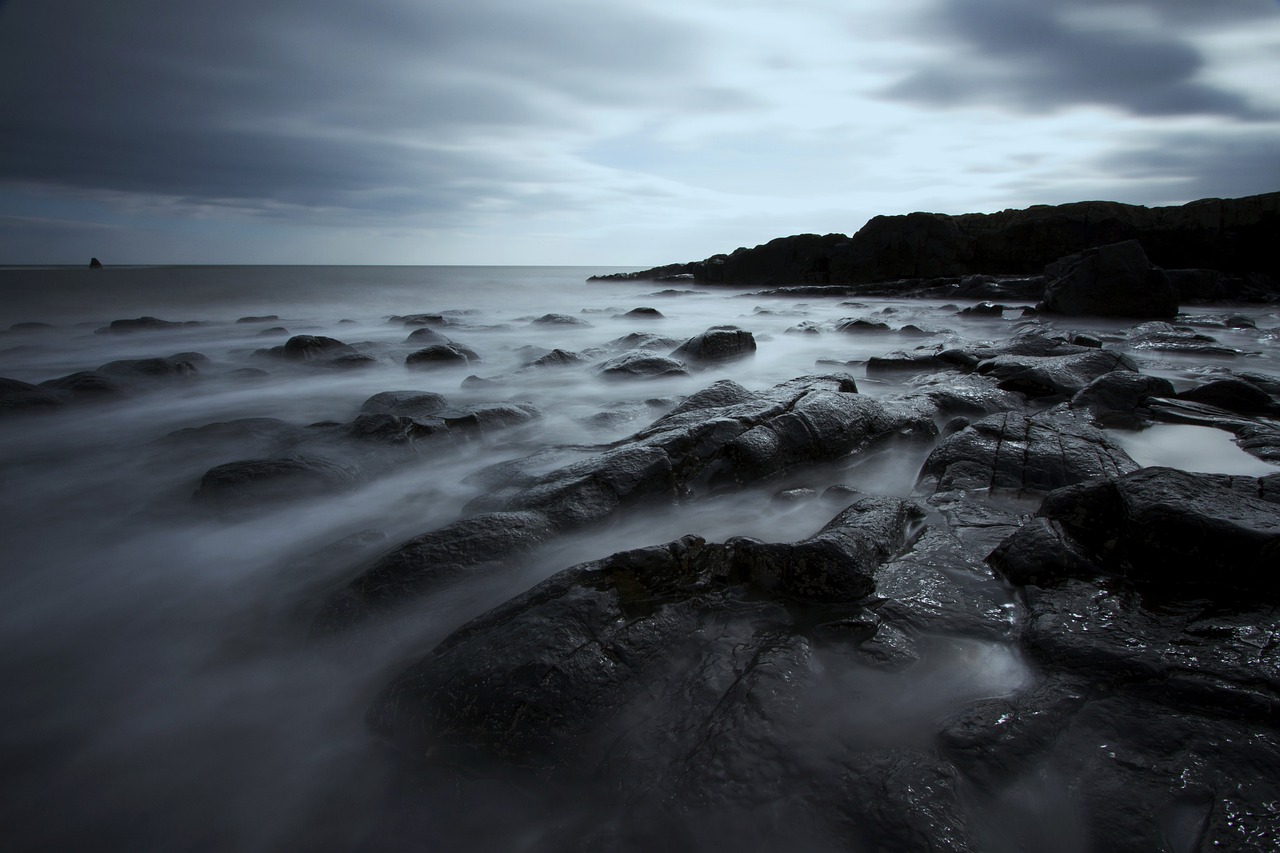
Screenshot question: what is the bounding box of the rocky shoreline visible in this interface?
[2,252,1279,850]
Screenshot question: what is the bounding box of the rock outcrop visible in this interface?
[592,192,1280,290]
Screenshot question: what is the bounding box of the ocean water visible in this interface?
[1,266,1276,851]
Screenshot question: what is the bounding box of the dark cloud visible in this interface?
[1099,130,1280,203]
[0,0,700,220]
[881,0,1272,118]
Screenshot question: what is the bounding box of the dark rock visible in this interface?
[193,456,359,509]
[976,348,1139,400]
[8,322,54,331]
[621,307,664,319]
[1040,240,1178,318]
[88,257,102,268]
[255,326,289,337]
[866,349,978,376]
[670,328,756,364]
[1178,378,1278,416]
[281,335,356,362]
[835,318,891,333]
[918,410,1139,495]
[957,302,1006,316]
[0,377,66,415]
[327,354,378,370]
[405,327,448,344]
[395,313,447,327]
[236,315,279,324]
[95,316,205,334]
[595,352,690,380]
[530,313,591,327]
[405,343,479,369]
[97,355,202,380]
[359,390,449,419]
[1069,370,1177,427]
[522,349,588,369]
[1125,321,1241,356]
[592,193,1280,287]
[38,371,128,396]
[595,332,682,354]
[990,467,1280,597]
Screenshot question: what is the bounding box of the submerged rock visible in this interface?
[193,455,359,510]
[670,327,757,364]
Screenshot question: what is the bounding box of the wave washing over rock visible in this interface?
[0,237,1279,851]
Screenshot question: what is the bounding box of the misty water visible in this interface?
[1,266,1277,851]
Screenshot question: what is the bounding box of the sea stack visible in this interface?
[88,257,103,268]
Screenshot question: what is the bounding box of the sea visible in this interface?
[1,265,1276,851]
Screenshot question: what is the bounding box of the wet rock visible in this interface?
[394,313,448,327]
[957,302,1006,316]
[1069,370,1177,428]
[835,318,891,333]
[595,352,690,380]
[976,348,1139,400]
[918,410,1139,495]
[522,349,588,369]
[344,413,447,445]
[620,307,664,319]
[1178,378,1278,416]
[193,455,360,510]
[1040,240,1178,318]
[255,326,288,337]
[593,332,683,354]
[39,370,129,397]
[1124,321,1241,356]
[866,349,978,376]
[280,335,357,362]
[0,377,66,415]
[359,390,449,419]
[315,511,560,631]
[405,327,448,344]
[785,321,823,335]
[990,467,1280,598]
[327,354,378,370]
[670,327,757,364]
[405,343,479,369]
[95,316,206,334]
[530,313,591,327]
[236,315,279,324]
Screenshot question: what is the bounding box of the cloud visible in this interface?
[1098,129,1280,202]
[0,0,704,223]
[880,0,1273,118]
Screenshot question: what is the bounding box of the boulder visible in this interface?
[918,411,1139,495]
[0,377,66,415]
[1040,240,1178,318]
[670,328,756,364]
[522,349,588,369]
[359,390,449,419]
[530,313,591,327]
[1069,370,1177,427]
[193,456,359,510]
[975,348,1139,400]
[280,335,357,362]
[1177,378,1278,416]
[95,316,204,334]
[594,352,690,380]
[405,343,479,369]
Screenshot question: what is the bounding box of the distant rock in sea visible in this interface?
[88,257,102,269]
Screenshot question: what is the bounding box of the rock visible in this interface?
[522,349,588,369]
[592,193,1280,287]
[344,413,446,445]
[918,411,1139,495]
[957,302,1006,316]
[256,326,288,337]
[88,257,102,268]
[405,343,479,369]
[95,316,205,334]
[975,348,1139,400]
[236,315,279,324]
[38,371,128,396]
[989,467,1280,597]
[1040,240,1178,318]
[530,313,591,327]
[1124,321,1241,356]
[1069,370,1177,428]
[0,377,65,415]
[97,354,203,380]
[405,327,449,344]
[620,307,664,319]
[595,352,690,380]
[1177,378,1278,416]
[193,456,359,510]
[835,318,891,333]
[359,391,449,419]
[395,313,447,327]
[670,328,756,364]
[280,335,357,362]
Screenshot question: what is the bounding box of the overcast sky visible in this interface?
[0,0,1277,265]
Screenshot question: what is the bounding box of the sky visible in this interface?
[0,0,1277,266]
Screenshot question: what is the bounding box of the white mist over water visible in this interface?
[1,266,1277,850]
